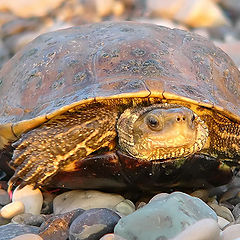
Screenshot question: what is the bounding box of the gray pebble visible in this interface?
[0,223,39,240]
[39,208,85,240]
[69,208,120,240]
[12,213,47,227]
[0,189,10,206]
[232,203,240,220]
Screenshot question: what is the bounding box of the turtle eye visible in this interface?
[146,115,161,130]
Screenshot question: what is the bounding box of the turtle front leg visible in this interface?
[9,104,118,190]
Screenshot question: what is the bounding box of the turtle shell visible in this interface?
[0,21,240,147]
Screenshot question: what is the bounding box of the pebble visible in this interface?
[114,192,217,240]
[233,203,240,220]
[0,223,39,240]
[218,216,230,229]
[94,0,114,17]
[148,192,169,203]
[41,191,56,214]
[0,0,65,18]
[171,218,220,240]
[114,199,135,216]
[146,0,229,27]
[219,0,240,18]
[100,233,127,240]
[190,189,210,202]
[69,208,120,240]
[220,224,240,239]
[39,208,84,240]
[1,17,41,38]
[12,213,47,227]
[0,201,24,219]
[53,190,124,214]
[10,234,43,240]
[208,203,235,222]
[0,189,10,206]
[0,217,10,226]
[12,185,43,215]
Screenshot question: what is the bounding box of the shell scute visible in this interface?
[0,21,239,129]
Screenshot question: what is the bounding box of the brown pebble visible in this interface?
[208,203,235,222]
[191,189,209,202]
[39,208,84,240]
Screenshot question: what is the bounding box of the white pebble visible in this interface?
[171,218,220,240]
[0,201,24,219]
[53,190,124,214]
[114,199,135,216]
[220,224,240,240]
[149,193,169,203]
[12,185,43,215]
[218,216,230,230]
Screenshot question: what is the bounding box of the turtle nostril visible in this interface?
[176,115,186,122]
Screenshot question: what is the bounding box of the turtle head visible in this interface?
[117,104,208,161]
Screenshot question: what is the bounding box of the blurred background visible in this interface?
[0,0,239,70]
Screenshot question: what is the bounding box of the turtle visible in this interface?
[0,21,240,192]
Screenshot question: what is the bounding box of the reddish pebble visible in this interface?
[100,233,127,239]
[10,233,43,240]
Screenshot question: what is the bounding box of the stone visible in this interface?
[114,199,135,216]
[114,192,217,240]
[0,223,39,240]
[0,12,17,28]
[0,189,10,206]
[100,233,127,239]
[0,0,65,18]
[1,17,42,38]
[94,0,114,17]
[171,218,220,240]
[232,203,240,220]
[39,208,84,240]
[208,203,235,222]
[220,224,240,240]
[69,208,120,240]
[149,193,169,203]
[207,26,238,42]
[0,201,25,219]
[218,216,230,230]
[113,1,125,16]
[12,213,47,227]
[219,0,240,19]
[10,234,43,240]
[0,216,10,226]
[41,191,56,214]
[190,189,209,202]
[12,185,43,215]
[146,0,229,27]
[53,190,124,214]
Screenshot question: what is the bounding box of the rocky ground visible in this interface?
[1,0,240,239]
